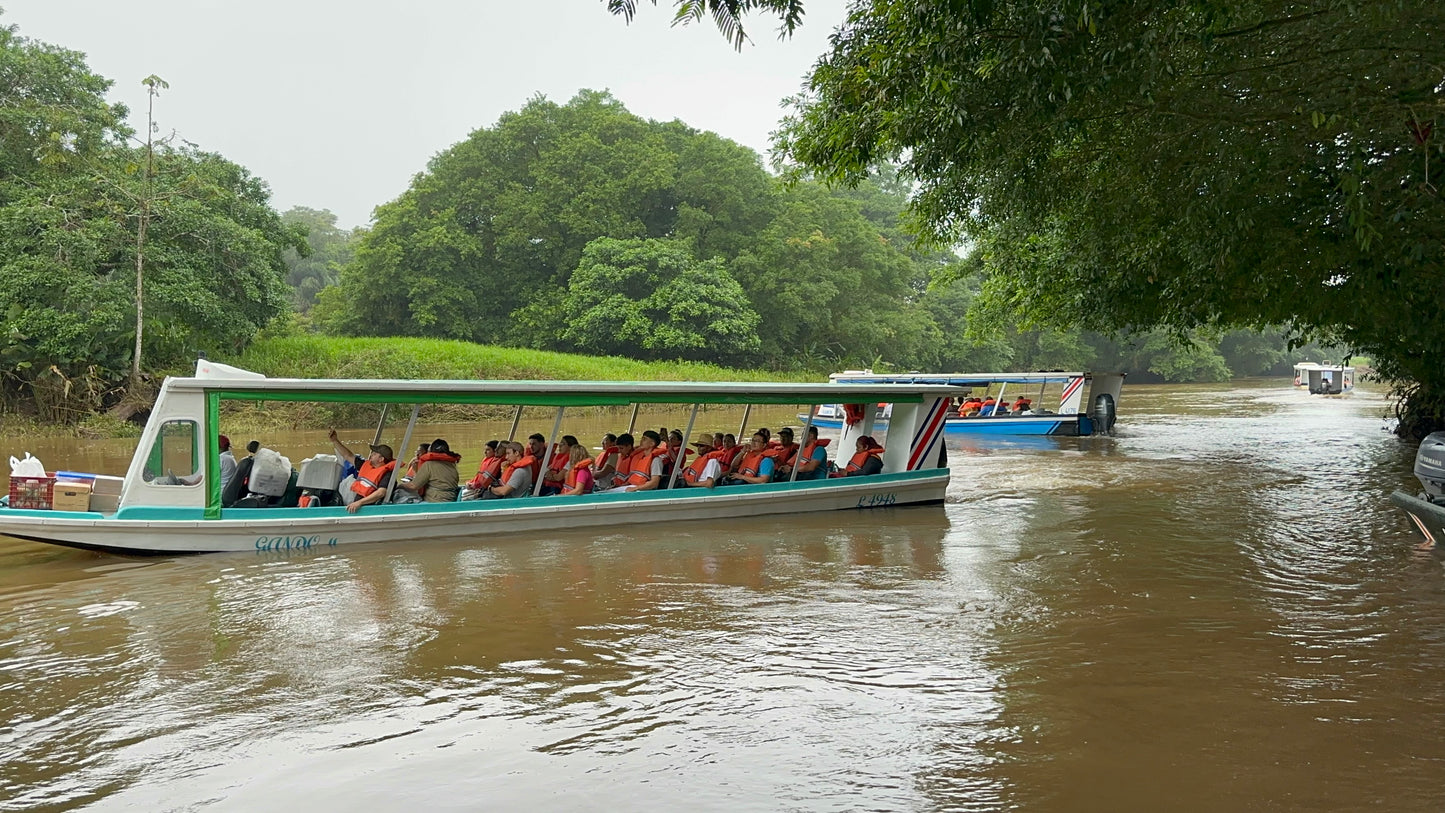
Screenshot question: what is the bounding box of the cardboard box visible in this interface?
[9,475,55,510]
[91,475,124,496]
[52,482,92,513]
[89,493,120,514]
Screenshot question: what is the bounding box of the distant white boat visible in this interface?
[1293,363,1354,395]
[802,371,1125,436]
[0,361,967,555]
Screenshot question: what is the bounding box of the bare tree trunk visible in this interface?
[130,76,165,390]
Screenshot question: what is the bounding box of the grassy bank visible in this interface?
[228,336,810,383]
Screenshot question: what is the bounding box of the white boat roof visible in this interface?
[1293,362,1354,371]
[830,370,1118,386]
[175,361,970,406]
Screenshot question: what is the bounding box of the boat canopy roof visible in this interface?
[831,371,1113,386]
[176,362,969,407]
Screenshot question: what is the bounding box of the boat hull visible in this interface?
[1393,490,1445,548]
[803,414,1086,436]
[0,470,947,555]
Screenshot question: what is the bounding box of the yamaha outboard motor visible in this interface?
[1091,393,1117,435]
[1414,432,1445,503]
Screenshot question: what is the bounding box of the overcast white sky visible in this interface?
[4,0,851,228]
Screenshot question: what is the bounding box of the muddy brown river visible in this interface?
[1,379,1440,811]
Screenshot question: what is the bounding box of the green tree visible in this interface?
[329,90,776,344]
[0,18,301,418]
[750,0,1444,432]
[729,180,935,368]
[560,238,761,362]
[280,207,356,312]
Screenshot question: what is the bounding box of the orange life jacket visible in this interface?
[351,459,397,497]
[623,449,666,487]
[796,438,831,471]
[764,442,799,467]
[737,450,769,478]
[565,458,594,491]
[467,456,503,490]
[501,454,537,490]
[682,449,730,485]
[844,447,885,474]
[547,447,569,473]
[607,447,635,487]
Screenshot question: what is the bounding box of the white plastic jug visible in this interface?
[248,448,292,497]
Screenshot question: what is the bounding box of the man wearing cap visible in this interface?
[328,428,398,513]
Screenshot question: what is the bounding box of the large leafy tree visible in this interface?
[0,18,301,418]
[560,237,761,362]
[619,0,1445,431]
[729,181,935,367]
[775,0,1445,432]
[329,90,775,343]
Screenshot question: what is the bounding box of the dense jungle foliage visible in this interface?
[618,0,1443,434]
[0,18,302,421]
[0,13,1374,428]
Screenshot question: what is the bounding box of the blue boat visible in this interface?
[808,371,1125,436]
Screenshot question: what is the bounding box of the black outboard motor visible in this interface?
[1414,432,1445,503]
[1091,393,1117,435]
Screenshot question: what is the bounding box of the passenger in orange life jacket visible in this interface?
[722,432,775,486]
[766,427,800,473]
[593,433,621,486]
[560,443,595,496]
[660,429,689,487]
[1011,397,1032,414]
[599,433,635,489]
[681,431,733,488]
[460,440,504,500]
[481,441,533,499]
[780,425,830,481]
[525,433,548,483]
[396,438,461,502]
[327,428,397,513]
[539,435,577,496]
[617,430,667,492]
[721,433,745,473]
[839,435,884,477]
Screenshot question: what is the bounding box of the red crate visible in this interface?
[9,474,56,510]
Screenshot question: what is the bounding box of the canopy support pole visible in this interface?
[371,404,390,446]
[534,407,564,497]
[737,404,752,440]
[670,403,699,488]
[507,405,523,442]
[385,404,421,505]
[790,407,815,483]
[626,403,640,434]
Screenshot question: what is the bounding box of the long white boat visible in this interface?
[1293,362,1354,395]
[0,361,967,555]
[802,371,1125,436]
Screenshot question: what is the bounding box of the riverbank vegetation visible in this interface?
[0,9,1403,436]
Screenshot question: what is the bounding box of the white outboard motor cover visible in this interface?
[297,454,343,491]
[249,448,293,497]
[1414,432,1445,501]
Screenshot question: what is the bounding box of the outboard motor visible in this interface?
[1091,393,1117,435]
[1414,432,1445,503]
